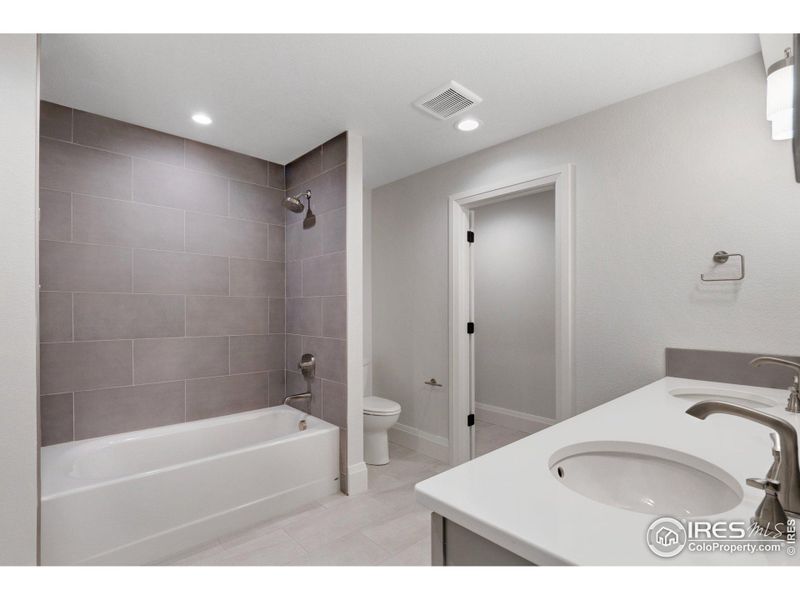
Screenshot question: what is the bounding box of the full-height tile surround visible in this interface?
[284,134,348,479]
[38,102,287,445]
[38,103,351,483]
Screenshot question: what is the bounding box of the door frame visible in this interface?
[448,164,575,465]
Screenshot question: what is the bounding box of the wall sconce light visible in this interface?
[767,47,794,140]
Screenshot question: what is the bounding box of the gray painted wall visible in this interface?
[371,55,800,440]
[474,190,556,419]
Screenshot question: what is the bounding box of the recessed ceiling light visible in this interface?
[191,113,213,125]
[456,117,481,132]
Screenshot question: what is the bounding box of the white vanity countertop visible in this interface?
[415,377,800,565]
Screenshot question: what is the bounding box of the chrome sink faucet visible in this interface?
[686,400,800,516]
[750,356,800,413]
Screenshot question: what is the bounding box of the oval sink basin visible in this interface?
[668,387,777,408]
[549,441,742,516]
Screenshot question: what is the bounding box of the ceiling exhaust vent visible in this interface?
[414,81,482,120]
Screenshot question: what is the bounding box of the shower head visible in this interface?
[283,192,307,213]
[283,196,305,212]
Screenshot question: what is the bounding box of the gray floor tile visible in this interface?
[162,444,446,566]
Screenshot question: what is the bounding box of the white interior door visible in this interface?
[449,165,575,467]
[468,209,476,460]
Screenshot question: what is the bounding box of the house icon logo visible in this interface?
[646,517,687,558]
[656,527,679,546]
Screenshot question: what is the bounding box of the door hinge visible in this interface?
[467,322,475,334]
[467,413,475,427]
[467,230,475,243]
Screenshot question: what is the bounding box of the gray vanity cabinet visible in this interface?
[430,513,534,566]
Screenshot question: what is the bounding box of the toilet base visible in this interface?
[363,409,400,466]
[364,430,391,465]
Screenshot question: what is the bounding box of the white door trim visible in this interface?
[448,164,575,465]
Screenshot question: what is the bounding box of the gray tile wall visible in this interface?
[39,102,287,445]
[284,133,348,478]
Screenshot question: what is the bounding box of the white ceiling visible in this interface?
[41,34,760,189]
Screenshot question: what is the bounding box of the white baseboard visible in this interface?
[389,423,449,463]
[475,402,555,434]
[345,461,369,495]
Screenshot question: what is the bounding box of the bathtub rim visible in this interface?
[41,405,337,500]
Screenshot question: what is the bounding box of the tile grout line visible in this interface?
[70,291,74,343]
[43,133,278,190]
[42,238,289,265]
[130,144,134,209]
[285,146,344,189]
[40,185,287,224]
[40,330,294,345]
[40,291,287,300]
[130,338,135,389]
[43,370,273,399]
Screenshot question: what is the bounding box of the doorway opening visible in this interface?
[448,166,575,464]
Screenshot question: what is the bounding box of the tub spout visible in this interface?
[284,391,312,416]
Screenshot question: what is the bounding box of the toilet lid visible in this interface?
[364,396,401,416]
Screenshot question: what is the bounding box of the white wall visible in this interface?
[345,132,367,494]
[371,173,451,439]
[371,54,800,440]
[0,34,40,565]
[474,190,556,419]
[363,187,373,396]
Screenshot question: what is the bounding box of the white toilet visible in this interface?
[363,395,402,465]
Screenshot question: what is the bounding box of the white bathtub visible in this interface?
[40,405,340,565]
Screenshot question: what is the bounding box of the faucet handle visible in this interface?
[747,477,781,494]
[747,477,791,538]
[750,357,800,413]
[789,378,800,413]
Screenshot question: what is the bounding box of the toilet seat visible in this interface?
[363,395,401,416]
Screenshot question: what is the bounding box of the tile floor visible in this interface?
[474,420,530,457]
[163,422,529,566]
